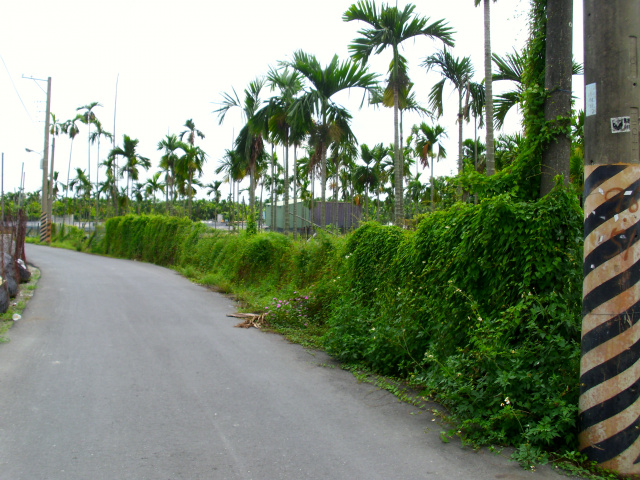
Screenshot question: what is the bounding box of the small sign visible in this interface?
[586,83,596,116]
[611,116,631,134]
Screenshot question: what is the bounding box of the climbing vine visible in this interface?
[460,0,575,201]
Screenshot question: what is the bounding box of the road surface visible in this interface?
[0,245,578,479]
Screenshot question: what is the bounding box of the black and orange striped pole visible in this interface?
[580,2,640,474]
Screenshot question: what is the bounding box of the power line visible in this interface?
[0,54,33,122]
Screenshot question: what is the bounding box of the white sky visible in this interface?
[0,0,584,199]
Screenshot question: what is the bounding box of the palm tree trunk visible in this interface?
[431,154,436,211]
[95,139,100,222]
[270,144,275,231]
[393,80,403,227]
[284,139,290,235]
[458,90,464,175]
[320,107,328,228]
[540,0,573,197]
[293,145,298,240]
[484,0,495,175]
[249,162,255,219]
[188,172,193,218]
[320,144,327,228]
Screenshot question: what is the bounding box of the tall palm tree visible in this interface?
[409,122,447,211]
[474,0,497,175]
[109,135,150,213]
[101,154,118,215]
[356,144,381,221]
[179,119,205,148]
[205,180,223,227]
[262,67,305,235]
[145,172,164,210]
[215,149,246,229]
[157,134,182,212]
[61,117,80,200]
[69,168,91,222]
[215,79,266,219]
[76,102,102,185]
[89,120,112,220]
[285,50,378,227]
[176,142,207,217]
[422,49,478,176]
[343,0,453,226]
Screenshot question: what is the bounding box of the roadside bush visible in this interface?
[323,187,583,452]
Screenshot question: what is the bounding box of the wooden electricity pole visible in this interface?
[579,1,640,474]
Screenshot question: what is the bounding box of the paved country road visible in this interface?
[0,245,579,480]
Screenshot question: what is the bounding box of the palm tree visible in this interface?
[343,0,453,226]
[61,117,81,200]
[409,122,447,211]
[328,141,357,228]
[492,49,526,129]
[422,49,479,176]
[176,142,207,217]
[157,134,182,212]
[110,135,150,213]
[285,50,378,227]
[145,172,164,210]
[101,154,119,215]
[205,180,223,227]
[179,119,205,148]
[215,79,266,220]
[76,102,102,185]
[492,49,583,129]
[215,149,246,229]
[356,144,381,221]
[474,0,497,175]
[69,168,91,222]
[262,67,305,235]
[89,120,112,220]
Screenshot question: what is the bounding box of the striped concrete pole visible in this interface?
[579,2,640,474]
[40,77,51,244]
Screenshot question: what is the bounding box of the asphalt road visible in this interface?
[0,245,578,479]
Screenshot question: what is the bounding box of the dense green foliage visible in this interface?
[100,184,583,461]
[325,187,582,457]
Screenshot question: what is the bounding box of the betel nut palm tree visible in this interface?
[178,119,207,217]
[157,134,181,212]
[215,79,266,221]
[474,0,497,175]
[422,49,479,177]
[260,67,305,235]
[285,50,378,228]
[76,102,102,185]
[89,120,112,220]
[109,135,150,213]
[343,0,454,227]
[409,122,447,210]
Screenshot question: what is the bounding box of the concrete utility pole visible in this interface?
[40,77,51,244]
[580,2,640,475]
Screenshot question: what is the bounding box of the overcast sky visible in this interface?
[0,0,584,199]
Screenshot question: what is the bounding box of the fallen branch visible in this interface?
[228,312,268,329]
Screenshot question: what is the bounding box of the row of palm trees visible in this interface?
[39,1,547,230]
[211,0,531,229]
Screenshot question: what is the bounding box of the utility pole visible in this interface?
[48,137,55,228]
[40,77,51,243]
[580,2,640,475]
